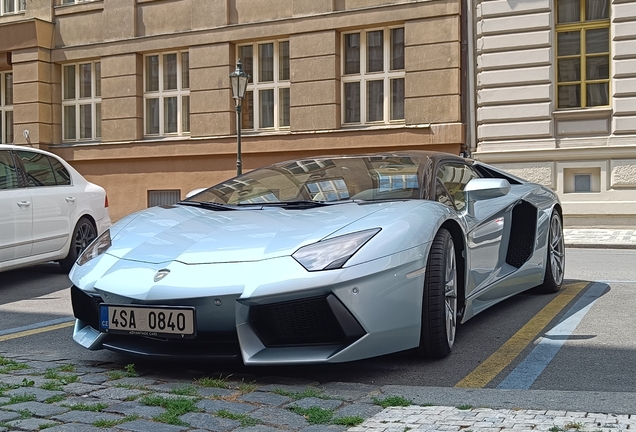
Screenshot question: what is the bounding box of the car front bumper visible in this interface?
[70,246,429,365]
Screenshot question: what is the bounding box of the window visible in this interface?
[0,150,18,189]
[342,27,405,125]
[435,180,455,208]
[16,150,71,187]
[0,72,13,144]
[62,61,102,141]
[437,163,480,211]
[556,0,610,108]
[574,174,592,192]
[1,0,25,15]
[144,52,190,137]
[148,190,181,207]
[238,40,290,131]
[306,179,350,201]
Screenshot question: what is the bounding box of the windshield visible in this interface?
[184,154,428,206]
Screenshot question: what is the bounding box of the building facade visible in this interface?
[468,0,636,227]
[0,0,464,221]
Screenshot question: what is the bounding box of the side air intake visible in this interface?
[506,201,537,268]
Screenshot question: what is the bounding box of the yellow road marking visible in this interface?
[455,282,589,388]
[0,321,74,343]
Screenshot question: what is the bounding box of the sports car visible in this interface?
[69,151,565,365]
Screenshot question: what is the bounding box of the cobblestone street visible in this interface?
[1,353,636,432]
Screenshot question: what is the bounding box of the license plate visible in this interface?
[99,304,196,338]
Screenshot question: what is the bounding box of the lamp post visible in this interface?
[229,60,250,176]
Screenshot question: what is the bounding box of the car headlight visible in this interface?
[77,229,112,266]
[292,228,381,271]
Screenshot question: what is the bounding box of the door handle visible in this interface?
[17,201,31,208]
[65,197,76,203]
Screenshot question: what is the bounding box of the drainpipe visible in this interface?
[465,0,478,158]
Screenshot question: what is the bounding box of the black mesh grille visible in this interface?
[71,285,103,330]
[506,201,537,268]
[249,295,356,347]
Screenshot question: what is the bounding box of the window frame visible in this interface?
[60,0,96,4]
[15,150,71,187]
[0,71,13,144]
[62,61,102,142]
[341,26,405,126]
[143,51,191,138]
[237,39,290,132]
[0,0,25,15]
[555,0,611,109]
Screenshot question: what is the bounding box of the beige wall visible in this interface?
[1,0,464,222]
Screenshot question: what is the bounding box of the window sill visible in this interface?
[55,0,104,17]
[553,107,612,120]
[340,122,427,131]
[240,123,428,137]
[142,135,191,142]
[0,11,25,17]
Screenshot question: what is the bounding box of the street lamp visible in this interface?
[229,59,250,176]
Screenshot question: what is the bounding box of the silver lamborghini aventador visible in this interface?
[69,151,565,365]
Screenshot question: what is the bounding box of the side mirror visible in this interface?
[465,178,511,201]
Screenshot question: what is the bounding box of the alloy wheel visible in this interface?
[445,242,458,348]
[549,214,565,286]
[74,221,97,256]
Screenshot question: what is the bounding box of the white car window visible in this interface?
[50,157,72,186]
[0,151,19,190]
[16,150,58,187]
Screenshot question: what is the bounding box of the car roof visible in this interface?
[0,144,57,157]
[269,150,466,168]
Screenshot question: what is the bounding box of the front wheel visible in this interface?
[536,210,565,294]
[59,217,97,273]
[417,228,458,359]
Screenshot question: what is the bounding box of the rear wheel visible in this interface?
[536,211,565,294]
[417,229,457,359]
[59,217,97,273]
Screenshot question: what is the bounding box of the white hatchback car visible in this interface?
[0,144,111,273]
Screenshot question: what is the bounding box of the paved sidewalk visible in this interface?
[353,405,636,432]
[564,228,636,249]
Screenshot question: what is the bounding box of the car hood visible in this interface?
[106,203,388,264]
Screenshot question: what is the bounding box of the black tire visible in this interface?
[536,211,565,294]
[417,228,458,359]
[59,217,97,273]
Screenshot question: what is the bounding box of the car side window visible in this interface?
[50,158,72,186]
[16,150,58,187]
[0,150,19,190]
[436,162,480,211]
[435,179,454,208]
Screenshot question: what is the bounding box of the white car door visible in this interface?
[0,149,32,263]
[15,150,73,257]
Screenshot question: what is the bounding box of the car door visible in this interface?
[435,161,513,298]
[0,149,32,263]
[15,150,73,256]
